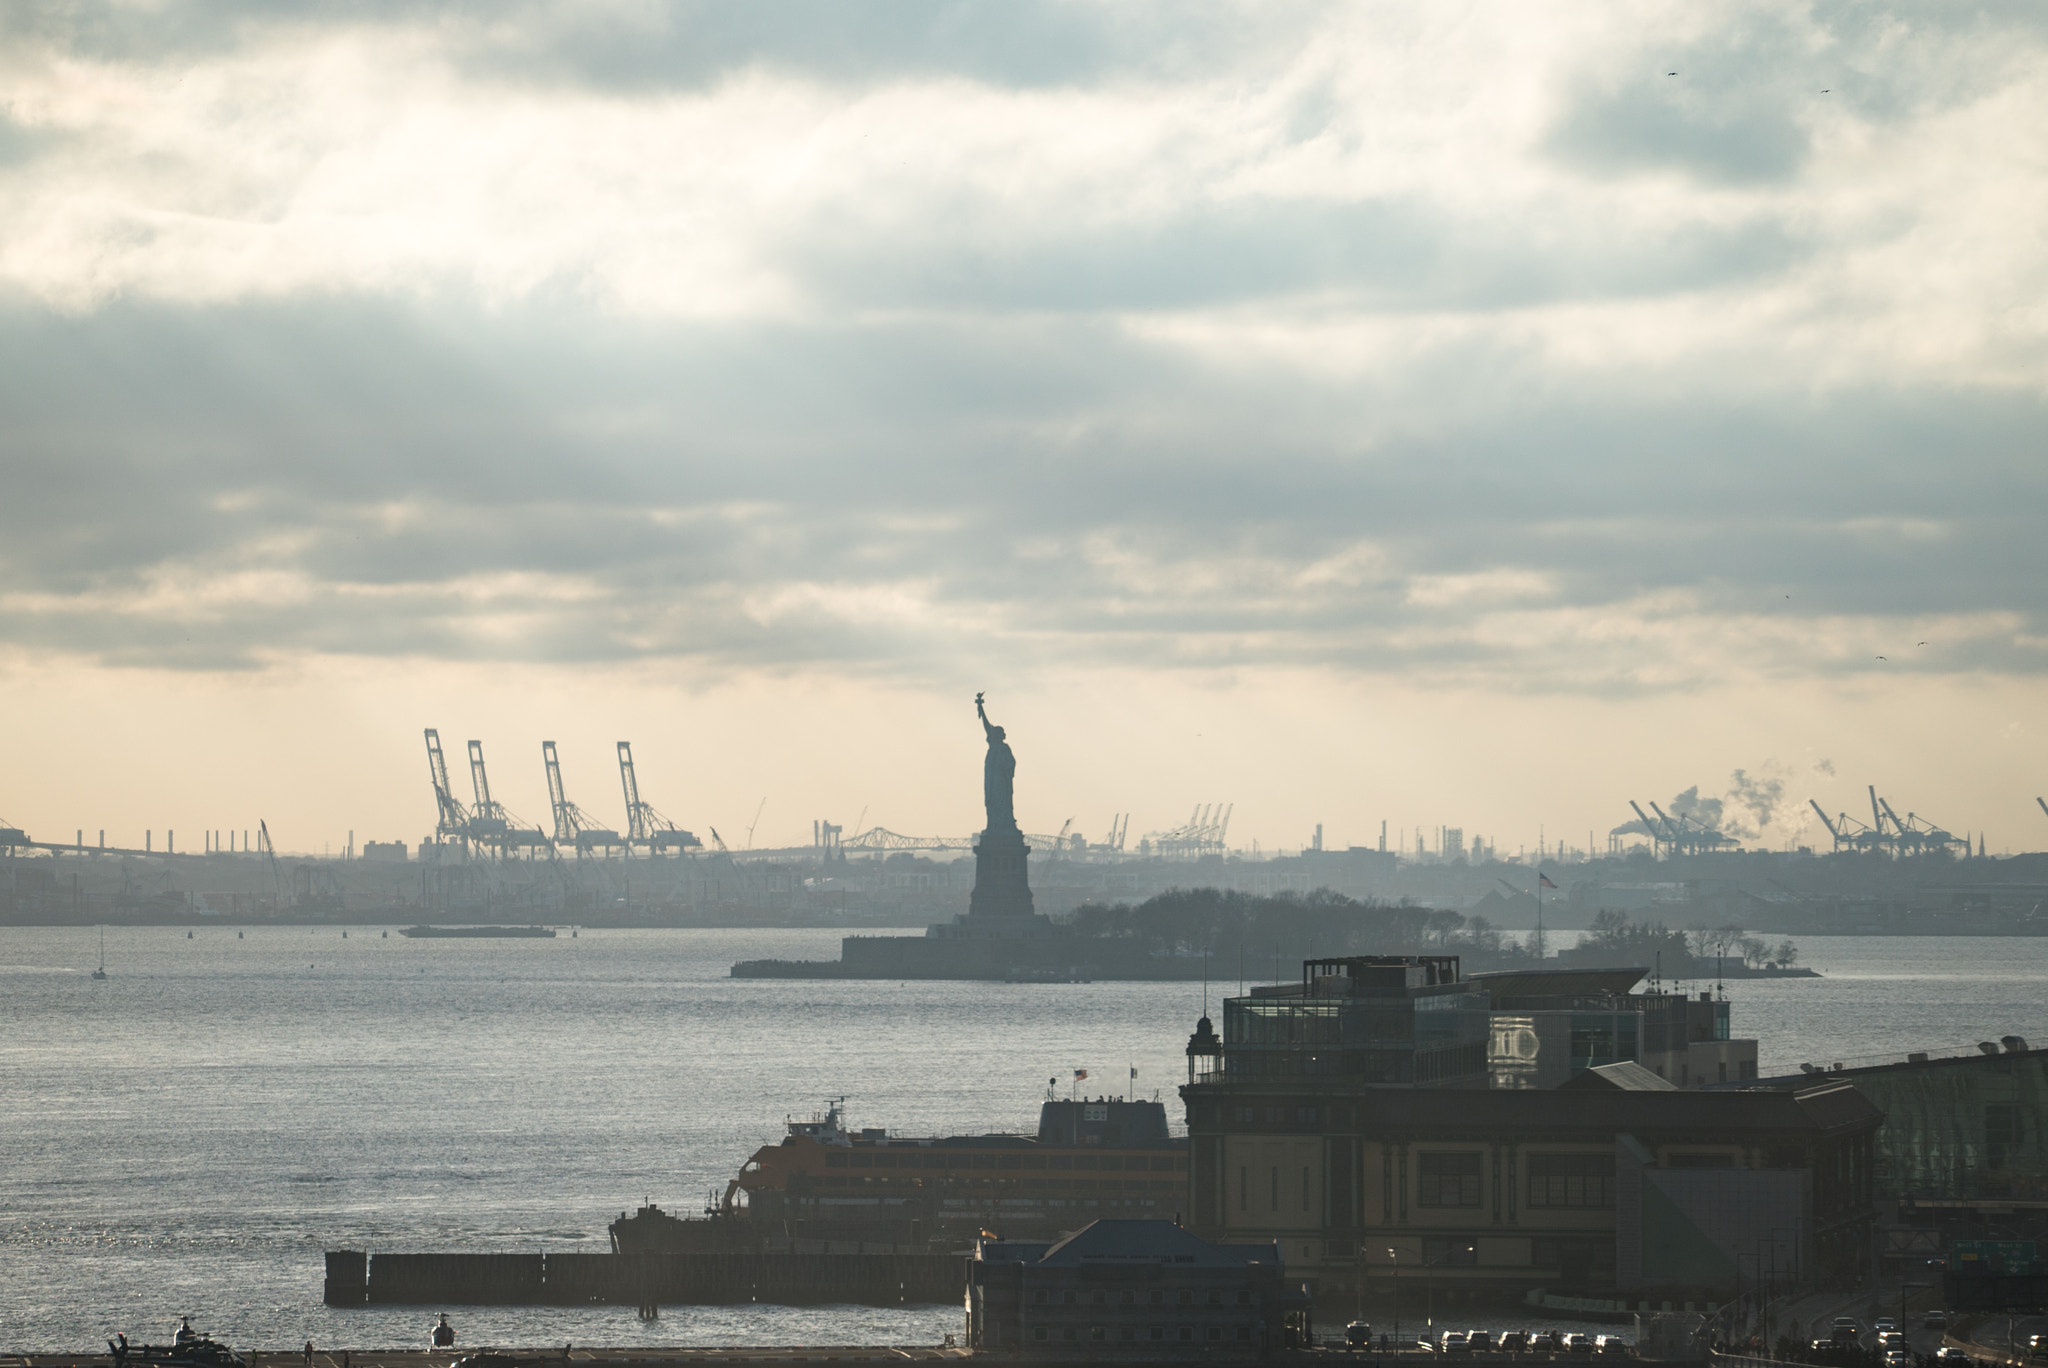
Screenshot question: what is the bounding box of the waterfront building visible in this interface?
[1181,957,1882,1302]
[1747,1037,2048,1253]
[966,1218,1306,1357]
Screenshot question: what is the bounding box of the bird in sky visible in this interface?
[1668,71,1678,76]
[1876,655,1887,660]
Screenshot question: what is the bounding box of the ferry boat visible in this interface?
[613,1095,1188,1253]
[739,1095,1186,1238]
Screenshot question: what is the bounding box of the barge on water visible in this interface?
[397,925,557,938]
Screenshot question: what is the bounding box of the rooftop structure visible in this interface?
[967,1219,1308,1357]
[1187,955,1492,1091]
[1473,968,1758,1088]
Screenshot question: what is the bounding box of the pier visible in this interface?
[325,1253,967,1309]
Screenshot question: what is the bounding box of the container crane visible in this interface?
[1627,800,1671,858]
[423,729,472,842]
[542,741,622,854]
[465,740,550,855]
[616,741,701,854]
[1871,786,1966,857]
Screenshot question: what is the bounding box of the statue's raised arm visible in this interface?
[976,691,995,739]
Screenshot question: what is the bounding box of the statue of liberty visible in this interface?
[975,692,1018,834]
[966,692,1035,922]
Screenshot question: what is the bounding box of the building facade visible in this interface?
[1181,958,1880,1303]
[966,1219,1305,1358]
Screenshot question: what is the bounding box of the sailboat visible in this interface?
[91,926,108,980]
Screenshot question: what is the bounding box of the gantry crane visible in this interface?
[542,741,622,854]
[616,741,702,854]
[464,739,550,855]
[424,729,472,842]
[1808,786,1964,856]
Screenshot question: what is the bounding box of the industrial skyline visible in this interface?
[4,719,2042,863]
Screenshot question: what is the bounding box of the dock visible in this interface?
[325,1253,967,1308]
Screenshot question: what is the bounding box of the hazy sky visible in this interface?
[2,1,2044,856]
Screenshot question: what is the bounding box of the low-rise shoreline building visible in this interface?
[1181,956,1880,1305]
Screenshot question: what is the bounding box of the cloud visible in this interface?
[0,1,2042,698]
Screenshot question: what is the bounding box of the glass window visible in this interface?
[1032,1328,1047,1343]
[1417,1151,1483,1207]
[1526,1153,1615,1208]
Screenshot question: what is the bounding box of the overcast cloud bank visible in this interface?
[1,0,2043,695]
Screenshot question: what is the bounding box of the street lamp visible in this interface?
[1388,1248,1400,1359]
[1735,1251,1760,1350]
[1768,1225,1803,1299]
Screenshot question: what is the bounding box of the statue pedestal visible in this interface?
[964,825,1038,924]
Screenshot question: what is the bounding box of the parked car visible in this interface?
[1442,1331,1470,1354]
[1594,1336,1631,1356]
[1533,1331,1566,1352]
[1468,1331,1496,1353]
[1563,1334,1594,1351]
[1499,1331,1530,1353]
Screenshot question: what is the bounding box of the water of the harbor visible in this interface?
[4,926,2047,1352]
